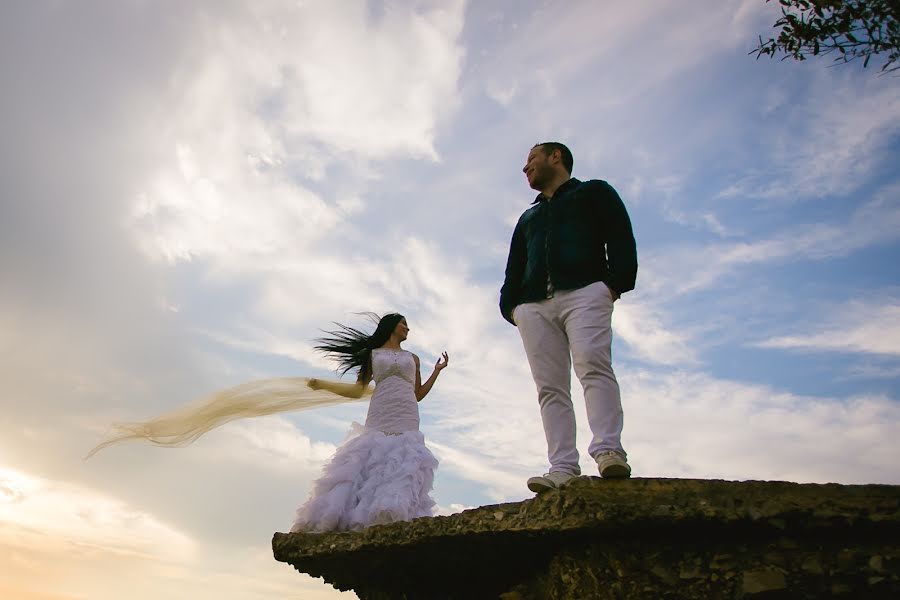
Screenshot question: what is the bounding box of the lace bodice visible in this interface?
[365,349,419,433]
[372,348,416,385]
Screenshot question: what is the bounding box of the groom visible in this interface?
[500,142,637,493]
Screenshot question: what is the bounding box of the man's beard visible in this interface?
[529,164,552,191]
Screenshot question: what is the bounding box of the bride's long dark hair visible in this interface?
[314,312,405,382]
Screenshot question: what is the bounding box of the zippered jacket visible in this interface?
[499,177,637,325]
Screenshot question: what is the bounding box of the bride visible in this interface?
[294,312,448,531]
[87,312,449,532]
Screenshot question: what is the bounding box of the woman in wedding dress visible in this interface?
[86,312,449,533]
[293,312,448,531]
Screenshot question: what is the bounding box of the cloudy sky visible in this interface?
[2,1,899,598]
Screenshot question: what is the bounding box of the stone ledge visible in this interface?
[272,478,900,599]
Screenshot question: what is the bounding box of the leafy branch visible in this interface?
[752,0,900,74]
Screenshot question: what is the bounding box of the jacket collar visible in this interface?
[532,177,580,204]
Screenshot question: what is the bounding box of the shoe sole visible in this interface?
[527,478,555,494]
[528,475,580,493]
[600,464,631,479]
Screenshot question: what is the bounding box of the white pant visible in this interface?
[514,281,625,475]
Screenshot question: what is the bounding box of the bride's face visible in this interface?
[393,318,409,341]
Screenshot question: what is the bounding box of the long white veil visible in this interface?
[85,377,371,459]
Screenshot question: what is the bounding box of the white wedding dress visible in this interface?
[290,348,439,532]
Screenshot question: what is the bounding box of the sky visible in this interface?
[1,0,898,598]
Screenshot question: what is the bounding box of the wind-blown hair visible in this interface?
[315,312,405,382]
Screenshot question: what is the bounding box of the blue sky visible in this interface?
[1,1,898,598]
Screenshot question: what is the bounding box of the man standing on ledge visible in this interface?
[500,142,637,493]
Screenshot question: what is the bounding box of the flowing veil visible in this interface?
[85,377,371,459]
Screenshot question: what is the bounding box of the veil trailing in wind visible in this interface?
[86,312,405,460]
[85,377,371,459]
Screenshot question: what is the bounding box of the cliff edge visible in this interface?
[273,477,899,599]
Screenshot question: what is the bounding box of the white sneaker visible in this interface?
[596,451,631,478]
[527,470,577,494]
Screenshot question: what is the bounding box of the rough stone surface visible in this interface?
[272,478,900,599]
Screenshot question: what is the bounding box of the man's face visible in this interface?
[523,145,553,192]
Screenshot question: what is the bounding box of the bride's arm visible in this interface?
[307,378,372,399]
[306,355,373,399]
[413,352,449,402]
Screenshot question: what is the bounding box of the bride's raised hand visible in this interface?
[435,351,449,372]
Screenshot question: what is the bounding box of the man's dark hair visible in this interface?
[534,142,573,174]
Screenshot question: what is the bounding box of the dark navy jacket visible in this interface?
[499,178,637,325]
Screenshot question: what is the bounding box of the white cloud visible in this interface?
[216,417,339,469]
[624,370,900,484]
[276,2,465,158]
[0,466,194,560]
[474,0,766,111]
[717,75,900,202]
[429,360,899,493]
[130,0,466,272]
[484,81,518,106]
[842,363,900,380]
[433,502,473,516]
[428,438,529,501]
[758,301,900,357]
[0,463,351,599]
[422,362,900,507]
[193,234,502,377]
[2,1,899,598]
[642,184,900,297]
[614,300,700,366]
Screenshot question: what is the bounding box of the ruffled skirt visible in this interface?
[290,423,439,532]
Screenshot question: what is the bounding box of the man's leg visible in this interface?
[561,282,627,467]
[515,300,580,475]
